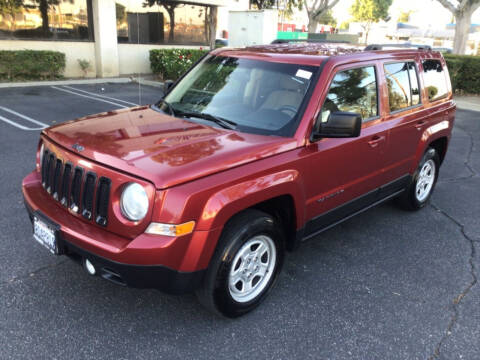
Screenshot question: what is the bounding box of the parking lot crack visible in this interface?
[463,131,477,177]
[428,203,478,359]
[438,130,478,183]
[0,259,68,288]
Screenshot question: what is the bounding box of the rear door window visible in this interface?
[384,62,421,112]
[422,59,448,101]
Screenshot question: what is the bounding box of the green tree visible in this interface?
[435,0,480,54]
[339,20,351,30]
[34,0,60,35]
[250,0,275,9]
[144,0,181,43]
[350,0,392,44]
[0,0,23,30]
[397,9,413,23]
[116,3,126,25]
[317,9,337,26]
[205,5,217,50]
[303,0,341,32]
[250,0,303,16]
[10,0,60,35]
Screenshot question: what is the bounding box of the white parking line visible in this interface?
[61,85,139,107]
[0,106,48,131]
[51,86,128,108]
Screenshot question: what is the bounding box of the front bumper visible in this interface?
[22,171,221,294]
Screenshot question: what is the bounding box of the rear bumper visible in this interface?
[22,170,220,294]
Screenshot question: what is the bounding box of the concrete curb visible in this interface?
[455,97,480,112]
[0,77,133,88]
[134,78,164,88]
[0,77,164,89]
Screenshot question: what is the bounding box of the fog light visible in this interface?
[84,259,96,276]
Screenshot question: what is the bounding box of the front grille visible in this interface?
[41,147,111,227]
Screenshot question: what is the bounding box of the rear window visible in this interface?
[384,62,421,112]
[422,60,448,101]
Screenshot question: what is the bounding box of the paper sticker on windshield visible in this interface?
[296,69,312,80]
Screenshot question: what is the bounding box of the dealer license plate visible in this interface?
[33,216,58,254]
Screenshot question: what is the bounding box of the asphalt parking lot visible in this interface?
[0,83,479,360]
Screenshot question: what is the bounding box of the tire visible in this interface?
[397,147,440,211]
[196,209,285,318]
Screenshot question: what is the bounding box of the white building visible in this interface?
[0,0,249,78]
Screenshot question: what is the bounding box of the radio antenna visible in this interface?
[136,9,142,105]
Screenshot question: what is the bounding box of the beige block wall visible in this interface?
[117,43,203,75]
[0,40,206,78]
[0,40,97,78]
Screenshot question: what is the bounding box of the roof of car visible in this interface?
[213,43,442,67]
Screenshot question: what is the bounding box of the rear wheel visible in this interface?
[196,209,285,318]
[397,147,440,211]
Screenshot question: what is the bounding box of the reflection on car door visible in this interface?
[303,63,389,239]
[382,60,427,188]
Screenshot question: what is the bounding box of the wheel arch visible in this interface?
[411,121,451,173]
[428,136,449,165]
[196,170,305,252]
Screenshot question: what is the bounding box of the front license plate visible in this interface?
[33,216,58,254]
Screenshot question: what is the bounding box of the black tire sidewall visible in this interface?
[409,148,440,209]
[210,212,285,317]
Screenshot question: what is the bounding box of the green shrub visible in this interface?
[0,50,66,81]
[77,58,91,78]
[445,54,480,94]
[150,48,208,80]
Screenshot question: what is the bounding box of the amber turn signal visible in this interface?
[145,221,195,237]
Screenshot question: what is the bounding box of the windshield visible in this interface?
[157,55,318,137]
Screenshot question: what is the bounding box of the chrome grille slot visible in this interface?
[70,167,84,213]
[41,149,49,187]
[82,172,96,220]
[46,153,55,194]
[60,163,72,207]
[52,159,63,200]
[95,177,111,227]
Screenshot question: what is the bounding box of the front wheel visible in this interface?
[196,209,285,318]
[397,147,440,211]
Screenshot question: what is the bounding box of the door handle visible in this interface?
[415,120,427,130]
[367,135,385,148]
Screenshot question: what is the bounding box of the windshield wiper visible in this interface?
[176,110,237,130]
[155,99,176,116]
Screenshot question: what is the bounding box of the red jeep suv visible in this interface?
[23,43,455,317]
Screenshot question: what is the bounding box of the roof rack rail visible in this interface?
[271,39,350,44]
[365,44,432,50]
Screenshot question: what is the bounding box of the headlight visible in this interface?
[120,183,149,221]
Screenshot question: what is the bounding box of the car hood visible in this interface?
[44,106,298,189]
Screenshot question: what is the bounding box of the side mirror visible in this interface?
[312,111,362,140]
[163,80,174,95]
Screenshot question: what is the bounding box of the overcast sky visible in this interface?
[332,0,480,28]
